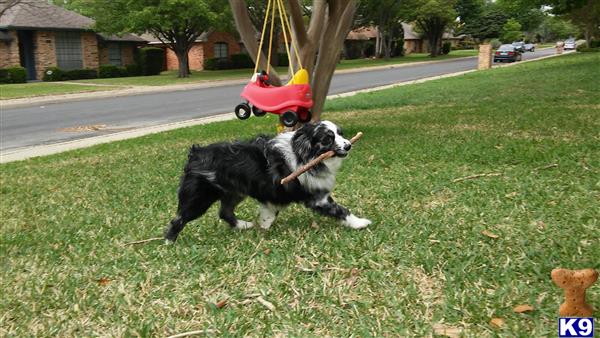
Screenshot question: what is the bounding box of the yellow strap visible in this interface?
[276,0,293,75]
[277,0,303,70]
[254,0,272,74]
[266,0,276,74]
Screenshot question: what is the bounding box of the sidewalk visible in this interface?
[1,56,477,109]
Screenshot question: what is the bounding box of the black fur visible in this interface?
[164,121,356,242]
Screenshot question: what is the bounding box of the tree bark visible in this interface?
[175,48,190,78]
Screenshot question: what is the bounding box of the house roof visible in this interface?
[0,0,94,30]
[140,30,212,45]
[98,33,147,43]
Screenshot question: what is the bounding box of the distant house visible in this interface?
[141,30,242,71]
[345,24,465,57]
[0,0,146,80]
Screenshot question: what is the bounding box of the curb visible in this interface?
[0,49,569,164]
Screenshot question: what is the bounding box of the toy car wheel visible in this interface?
[235,103,251,120]
[298,110,312,123]
[280,111,298,127]
[252,106,267,117]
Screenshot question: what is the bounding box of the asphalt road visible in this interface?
[1,48,557,151]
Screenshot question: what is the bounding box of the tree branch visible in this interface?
[287,0,308,47]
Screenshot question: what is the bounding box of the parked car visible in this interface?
[512,41,526,53]
[524,43,535,52]
[564,39,576,50]
[494,44,523,63]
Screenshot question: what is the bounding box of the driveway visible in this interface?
[1,48,557,152]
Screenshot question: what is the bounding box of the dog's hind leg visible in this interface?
[219,193,253,229]
[164,178,219,243]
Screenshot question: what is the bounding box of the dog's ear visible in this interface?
[292,123,315,161]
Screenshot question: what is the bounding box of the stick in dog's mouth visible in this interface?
[280,132,363,185]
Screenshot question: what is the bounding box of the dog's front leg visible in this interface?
[306,195,371,229]
[258,203,281,229]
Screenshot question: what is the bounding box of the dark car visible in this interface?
[494,44,522,63]
[512,41,526,53]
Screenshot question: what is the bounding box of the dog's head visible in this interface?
[292,121,352,163]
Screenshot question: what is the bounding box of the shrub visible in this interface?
[125,64,142,76]
[43,67,66,81]
[0,66,27,83]
[203,57,233,70]
[98,64,127,78]
[230,53,254,69]
[576,46,600,53]
[138,47,164,75]
[64,68,97,80]
[442,41,452,55]
[589,40,600,48]
[278,53,289,67]
[490,39,502,49]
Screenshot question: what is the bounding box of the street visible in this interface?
[1,48,557,151]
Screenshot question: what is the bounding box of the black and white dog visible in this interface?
[164,121,371,242]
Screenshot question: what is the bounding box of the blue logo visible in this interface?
[559,318,594,338]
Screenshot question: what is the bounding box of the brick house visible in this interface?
[0,0,146,80]
[141,30,242,71]
[345,24,465,57]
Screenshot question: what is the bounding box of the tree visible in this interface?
[501,18,523,42]
[536,16,579,42]
[455,0,484,28]
[544,0,600,47]
[67,0,223,78]
[403,0,457,57]
[463,7,510,41]
[357,0,405,59]
[230,0,357,121]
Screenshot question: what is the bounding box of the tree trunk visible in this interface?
[174,48,190,78]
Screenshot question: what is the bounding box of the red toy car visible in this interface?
[235,70,313,127]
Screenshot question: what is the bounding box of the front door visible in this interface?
[18,31,36,80]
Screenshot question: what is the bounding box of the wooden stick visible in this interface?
[280,132,363,185]
[166,329,216,338]
[452,172,502,183]
[122,237,163,246]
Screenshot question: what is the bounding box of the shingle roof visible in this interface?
[0,0,94,30]
[140,30,212,44]
[98,33,147,43]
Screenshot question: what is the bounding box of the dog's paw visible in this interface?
[342,214,372,229]
[164,239,175,245]
[235,220,254,230]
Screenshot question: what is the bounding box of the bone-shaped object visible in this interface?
[551,268,598,317]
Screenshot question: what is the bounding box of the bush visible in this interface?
[138,47,164,75]
[203,57,233,70]
[589,40,600,48]
[576,46,600,53]
[125,64,142,76]
[0,66,27,83]
[278,53,289,67]
[98,64,127,78]
[490,39,502,49]
[442,41,452,55]
[230,53,254,69]
[43,67,65,81]
[64,68,97,80]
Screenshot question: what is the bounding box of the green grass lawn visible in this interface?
[1,53,598,337]
[0,82,118,100]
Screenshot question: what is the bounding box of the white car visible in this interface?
[564,39,576,50]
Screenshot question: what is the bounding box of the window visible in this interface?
[214,42,228,59]
[108,43,122,66]
[55,32,83,70]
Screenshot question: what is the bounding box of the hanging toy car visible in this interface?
[234,0,313,127]
[235,69,313,127]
